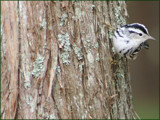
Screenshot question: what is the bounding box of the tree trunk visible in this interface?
[1,1,136,119]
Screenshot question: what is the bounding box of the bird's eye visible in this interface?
[139,33,142,36]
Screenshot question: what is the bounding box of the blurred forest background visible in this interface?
[126,1,159,119]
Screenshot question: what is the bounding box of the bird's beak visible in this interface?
[148,36,156,40]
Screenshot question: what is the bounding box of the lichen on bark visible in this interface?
[1,1,136,119]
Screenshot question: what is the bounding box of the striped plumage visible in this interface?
[113,23,155,60]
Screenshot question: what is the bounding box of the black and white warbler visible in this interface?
[113,23,155,60]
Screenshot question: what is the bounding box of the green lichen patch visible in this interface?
[58,32,71,65]
[60,52,70,65]
[58,33,71,52]
[73,44,83,60]
[83,35,92,52]
[114,6,126,27]
[32,54,45,78]
[114,68,125,81]
[109,29,114,39]
[93,42,99,49]
[60,13,68,26]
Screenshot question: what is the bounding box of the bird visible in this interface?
[113,23,155,60]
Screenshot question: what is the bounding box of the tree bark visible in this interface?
[1,1,136,119]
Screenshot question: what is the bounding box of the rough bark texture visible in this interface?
[1,1,136,119]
